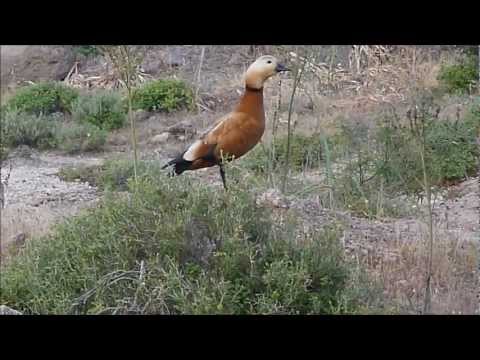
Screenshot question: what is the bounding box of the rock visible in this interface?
[0,305,22,315]
[182,217,217,268]
[165,47,184,67]
[4,233,27,256]
[227,51,248,65]
[134,110,151,122]
[1,46,76,88]
[166,122,195,135]
[149,132,170,144]
[178,135,186,142]
[8,145,36,160]
[256,189,290,209]
[109,134,128,146]
[145,114,170,126]
[13,233,26,247]
[141,59,163,75]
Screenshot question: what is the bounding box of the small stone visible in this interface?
[149,132,170,144]
[134,110,151,122]
[167,122,194,135]
[0,305,22,315]
[141,59,163,75]
[165,47,184,67]
[256,189,290,209]
[13,233,26,247]
[183,217,216,267]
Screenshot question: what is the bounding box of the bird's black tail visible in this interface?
[162,155,192,176]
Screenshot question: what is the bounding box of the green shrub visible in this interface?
[0,173,366,314]
[0,108,107,154]
[464,99,480,128]
[0,144,9,162]
[98,158,160,191]
[374,123,424,194]
[313,98,479,218]
[132,79,194,112]
[55,122,107,153]
[1,109,59,149]
[7,82,79,115]
[327,171,415,219]
[375,115,479,192]
[275,134,325,170]
[243,134,326,173]
[427,121,479,181]
[240,145,270,174]
[58,159,162,191]
[72,91,126,130]
[58,164,104,187]
[437,55,478,94]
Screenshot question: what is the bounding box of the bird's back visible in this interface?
[181,87,265,167]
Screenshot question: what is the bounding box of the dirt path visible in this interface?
[0,147,103,253]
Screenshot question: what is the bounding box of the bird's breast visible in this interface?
[217,116,265,160]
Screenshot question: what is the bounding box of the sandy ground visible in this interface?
[0,148,103,254]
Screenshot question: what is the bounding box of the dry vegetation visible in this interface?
[1,45,479,315]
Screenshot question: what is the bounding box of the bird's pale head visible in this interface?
[244,55,289,89]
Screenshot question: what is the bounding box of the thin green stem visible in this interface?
[127,87,138,186]
[281,53,309,193]
[420,143,434,314]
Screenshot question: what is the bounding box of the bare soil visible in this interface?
[0,147,102,254]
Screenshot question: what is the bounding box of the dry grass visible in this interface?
[245,46,450,145]
[0,201,99,258]
[352,229,478,314]
[1,205,64,256]
[0,88,15,107]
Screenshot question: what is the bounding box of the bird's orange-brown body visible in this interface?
[163,55,288,189]
[187,87,265,170]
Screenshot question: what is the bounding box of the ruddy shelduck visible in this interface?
[162,55,289,189]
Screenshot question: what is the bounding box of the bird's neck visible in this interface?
[235,86,264,119]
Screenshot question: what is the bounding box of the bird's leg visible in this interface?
[219,164,228,190]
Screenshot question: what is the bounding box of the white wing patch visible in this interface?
[198,114,228,138]
[182,115,230,161]
[183,140,203,161]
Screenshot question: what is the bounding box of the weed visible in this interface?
[132,79,194,112]
[1,109,59,149]
[7,82,79,115]
[72,91,126,130]
[0,173,369,314]
[55,122,107,154]
[438,55,478,94]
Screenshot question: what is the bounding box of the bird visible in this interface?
[162,55,289,189]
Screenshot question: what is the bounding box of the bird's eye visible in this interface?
[267,60,272,64]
